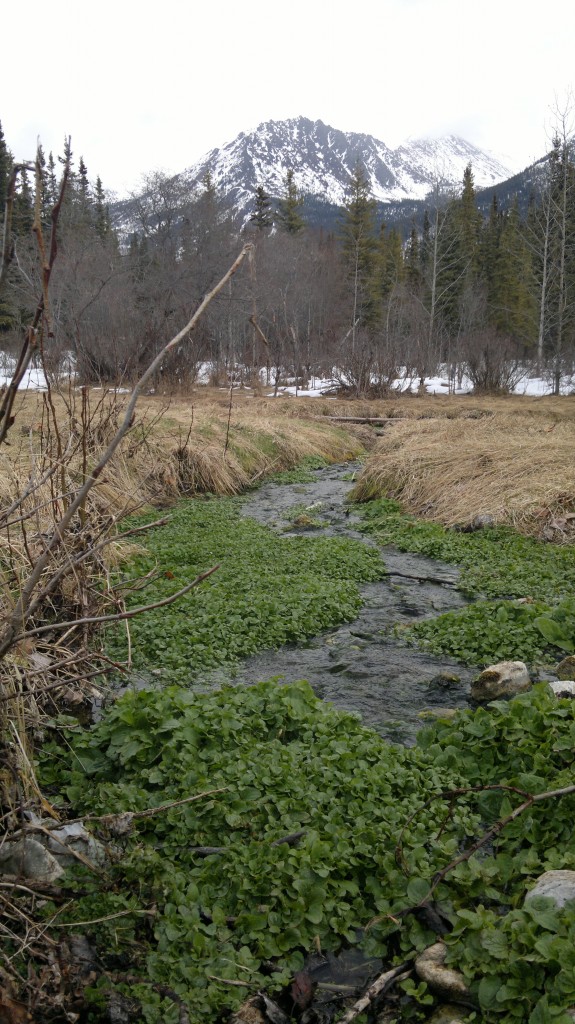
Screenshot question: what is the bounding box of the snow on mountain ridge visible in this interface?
[181,117,514,219]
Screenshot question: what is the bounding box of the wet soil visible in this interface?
[205,464,478,745]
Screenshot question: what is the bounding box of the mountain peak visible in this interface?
[182,116,514,219]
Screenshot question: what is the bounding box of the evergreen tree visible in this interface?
[339,164,379,335]
[45,152,59,208]
[404,220,421,288]
[77,157,91,221]
[12,167,33,236]
[250,185,273,230]
[276,169,304,234]
[431,165,483,336]
[457,163,482,272]
[94,176,111,239]
[490,200,537,343]
[0,120,10,217]
[377,223,404,299]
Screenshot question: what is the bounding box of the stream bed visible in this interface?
[203,464,479,744]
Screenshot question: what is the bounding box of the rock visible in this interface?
[548,680,575,699]
[455,514,495,533]
[42,820,109,868]
[426,1006,467,1024]
[418,708,458,720]
[24,814,110,869]
[471,661,531,701]
[556,655,575,681]
[525,870,575,908]
[414,943,470,1002]
[428,673,462,690]
[471,514,495,531]
[229,996,266,1024]
[0,837,64,882]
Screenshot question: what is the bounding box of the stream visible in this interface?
[202,464,478,745]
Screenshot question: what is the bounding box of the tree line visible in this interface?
[1,116,575,395]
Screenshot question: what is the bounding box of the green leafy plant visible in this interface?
[358,499,575,602]
[105,497,386,684]
[406,599,555,665]
[358,499,575,667]
[37,683,575,1023]
[533,598,575,654]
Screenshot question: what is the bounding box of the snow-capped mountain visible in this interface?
[182,117,514,214]
[110,117,518,237]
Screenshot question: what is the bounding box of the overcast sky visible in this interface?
[3,0,575,197]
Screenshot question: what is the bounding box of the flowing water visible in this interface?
[203,464,478,745]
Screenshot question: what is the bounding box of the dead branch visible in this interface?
[13,787,230,835]
[335,961,412,1024]
[12,563,220,642]
[395,780,575,904]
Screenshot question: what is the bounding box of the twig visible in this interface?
[207,976,251,987]
[335,961,412,1024]
[17,787,229,833]
[11,564,220,641]
[49,907,156,929]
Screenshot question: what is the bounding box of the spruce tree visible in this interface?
[12,167,34,235]
[94,176,110,239]
[276,169,304,234]
[250,185,273,230]
[0,120,10,217]
[490,200,537,342]
[339,164,380,350]
[377,224,404,299]
[45,152,59,208]
[404,221,421,288]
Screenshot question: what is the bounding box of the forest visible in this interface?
[1,117,575,398]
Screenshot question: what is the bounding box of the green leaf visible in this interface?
[478,976,504,1009]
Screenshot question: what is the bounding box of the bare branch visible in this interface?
[11,564,220,642]
[0,242,253,658]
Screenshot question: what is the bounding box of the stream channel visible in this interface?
[201,463,479,745]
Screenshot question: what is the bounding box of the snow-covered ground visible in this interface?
[270,372,574,399]
[1,365,573,398]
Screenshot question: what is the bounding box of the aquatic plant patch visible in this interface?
[358,499,575,602]
[38,682,575,1023]
[407,600,557,666]
[358,499,575,666]
[105,497,386,684]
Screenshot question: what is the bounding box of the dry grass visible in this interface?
[0,389,370,517]
[351,410,575,538]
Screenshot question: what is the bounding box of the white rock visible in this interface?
[548,680,575,698]
[471,661,531,701]
[414,943,470,1001]
[525,870,575,908]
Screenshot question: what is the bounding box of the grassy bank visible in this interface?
[350,408,575,539]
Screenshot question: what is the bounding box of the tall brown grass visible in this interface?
[350,408,575,538]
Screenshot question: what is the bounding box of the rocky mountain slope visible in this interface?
[182,116,514,213]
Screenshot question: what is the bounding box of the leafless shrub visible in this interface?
[462,329,527,394]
